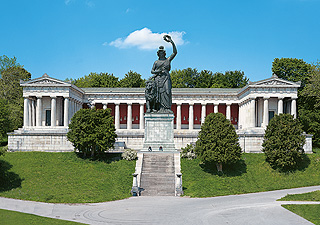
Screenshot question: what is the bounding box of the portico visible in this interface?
[8,73,312,153]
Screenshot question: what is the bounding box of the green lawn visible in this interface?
[280,190,320,201]
[181,152,320,197]
[0,152,136,203]
[0,209,81,225]
[280,190,320,225]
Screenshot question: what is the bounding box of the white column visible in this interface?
[251,98,256,128]
[238,102,243,129]
[103,103,107,110]
[263,97,269,128]
[115,103,120,130]
[23,97,29,127]
[214,103,219,113]
[278,97,283,114]
[28,99,32,127]
[51,97,57,127]
[189,103,194,130]
[226,103,231,120]
[36,97,42,126]
[31,99,36,126]
[177,103,181,130]
[127,103,132,130]
[64,97,69,126]
[139,103,144,129]
[201,103,206,124]
[291,98,297,119]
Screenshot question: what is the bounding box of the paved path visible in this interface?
[1,186,320,225]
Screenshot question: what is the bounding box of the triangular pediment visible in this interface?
[21,73,71,86]
[250,75,300,87]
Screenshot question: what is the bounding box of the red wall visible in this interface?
[181,104,189,124]
[171,104,177,124]
[120,104,127,124]
[132,104,139,124]
[206,104,214,116]
[231,104,239,125]
[218,104,226,116]
[194,104,201,124]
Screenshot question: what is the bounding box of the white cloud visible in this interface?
[86,0,95,7]
[108,28,186,50]
[64,0,73,5]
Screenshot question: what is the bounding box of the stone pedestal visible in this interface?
[142,113,176,151]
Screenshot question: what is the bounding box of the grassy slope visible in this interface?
[0,209,81,225]
[0,152,136,203]
[280,190,320,201]
[181,152,320,197]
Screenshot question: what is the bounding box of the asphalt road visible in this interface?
[1,186,320,225]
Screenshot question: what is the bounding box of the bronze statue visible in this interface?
[146,35,177,113]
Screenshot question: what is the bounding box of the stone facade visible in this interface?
[7,73,313,153]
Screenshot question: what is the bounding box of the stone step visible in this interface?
[140,153,176,196]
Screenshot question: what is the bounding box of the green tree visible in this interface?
[195,113,242,172]
[0,99,10,140]
[272,58,312,87]
[0,55,21,76]
[300,63,320,147]
[67,108,117,157]
[211,71,248,88]
[0,65,31,132]
[71,72,119,88]
[171,68,199,88]
[119,70,145,87]
[171,68,248,88]
[262,114,305,171]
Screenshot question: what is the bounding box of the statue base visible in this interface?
[142,113,176,151]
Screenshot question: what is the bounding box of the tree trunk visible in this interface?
[216,162,223,172]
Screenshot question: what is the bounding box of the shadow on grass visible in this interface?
[75,152,122,164]
[270,154,311,173]
[0,160,23,192]
[199,159,247,177]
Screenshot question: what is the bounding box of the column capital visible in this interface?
[226,103,232,106]
[278,97,284,100]
[51,96,57,99]
[176,102,182,106]
[189,103,194,106]
[127,102,132,105]
[263,97,270,100]
[201,103,207,106]
[291,97,298,100]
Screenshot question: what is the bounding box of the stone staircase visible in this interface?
[140,153,175,196]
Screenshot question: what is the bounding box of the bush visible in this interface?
[181,144,197,160]
[195,113,242,172]
[67,108,117,157]
[121,149,137,161]
[0,146,7,156]
[262,114,305,171]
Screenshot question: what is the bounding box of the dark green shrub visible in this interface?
[195,113,242,172]
[262,114,305,171]
[67,108,117,157]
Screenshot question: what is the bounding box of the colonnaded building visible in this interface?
[8,73,313,153]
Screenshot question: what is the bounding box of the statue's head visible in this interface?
[157,46,166,58]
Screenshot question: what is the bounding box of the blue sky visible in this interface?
[1,0,320,82]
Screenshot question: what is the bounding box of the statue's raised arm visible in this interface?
[163,35,177,62]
